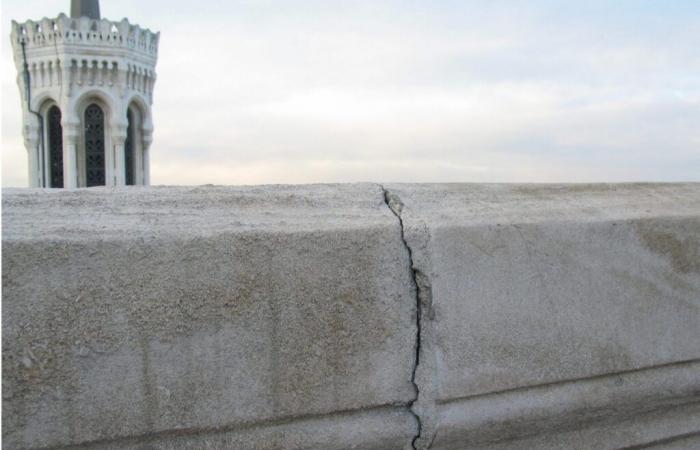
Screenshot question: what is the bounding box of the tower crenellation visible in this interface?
[10,15,159,57]
[10,1,159,188]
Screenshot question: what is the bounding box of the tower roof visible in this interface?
[71,0,100,20]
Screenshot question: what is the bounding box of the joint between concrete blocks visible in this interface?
[380,185,434,450]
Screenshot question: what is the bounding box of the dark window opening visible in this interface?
[84,103,105,187]
[125,109,135,185]
[47,105,64,188]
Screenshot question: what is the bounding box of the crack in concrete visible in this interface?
[381,185,426,450]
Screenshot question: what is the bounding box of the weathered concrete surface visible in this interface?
[2,185,418,449]
[3,183,700,450]
[384,183,700,449]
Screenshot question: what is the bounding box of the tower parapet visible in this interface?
[10,15,159,59]
[10,3,159,188]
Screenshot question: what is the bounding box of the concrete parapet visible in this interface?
[3,183,700,449]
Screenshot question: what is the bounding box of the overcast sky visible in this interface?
[2,0,699,186]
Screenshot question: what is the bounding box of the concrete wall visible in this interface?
[3,183,699,450]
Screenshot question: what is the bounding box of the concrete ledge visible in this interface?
[3,183,700,450]
[433,360,700,449]
[475,402,700,450]
[41,406,416,450]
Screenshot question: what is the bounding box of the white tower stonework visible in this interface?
[10,0,159,188]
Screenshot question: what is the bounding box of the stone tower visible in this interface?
[10,0,159,188]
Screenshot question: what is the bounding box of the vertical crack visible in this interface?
[381,186,424,450]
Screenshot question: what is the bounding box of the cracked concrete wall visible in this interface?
[384,183,700,450]
[3,183,700,450]
[2,185,418,450]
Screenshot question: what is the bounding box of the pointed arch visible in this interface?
[125,96,150,185]
[38,98,63,188]
[71,90,115,187]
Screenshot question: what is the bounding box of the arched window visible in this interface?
[125,108,135,185]
[84,103,105,187]
[47,105,64,188]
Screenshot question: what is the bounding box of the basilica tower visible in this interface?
[10,0,159,188]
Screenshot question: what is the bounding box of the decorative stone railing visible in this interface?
[10,13,159,58]
[2,184,699,450]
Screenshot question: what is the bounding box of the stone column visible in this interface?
[23,120,41,188]
[62,118,80,189]
[111,123,128,186]
[63,60,74,98]
[24,127,41,187]
[142,131,153,186]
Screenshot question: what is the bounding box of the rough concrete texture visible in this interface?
[384,183,700,449]
[3,183,700,450]
[2,185,418,449]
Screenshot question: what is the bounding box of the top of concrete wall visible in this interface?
[2,184,394,242]
[5,184,698,242]
[385,183,700,226]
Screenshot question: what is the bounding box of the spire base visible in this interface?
[71,0,100,20]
